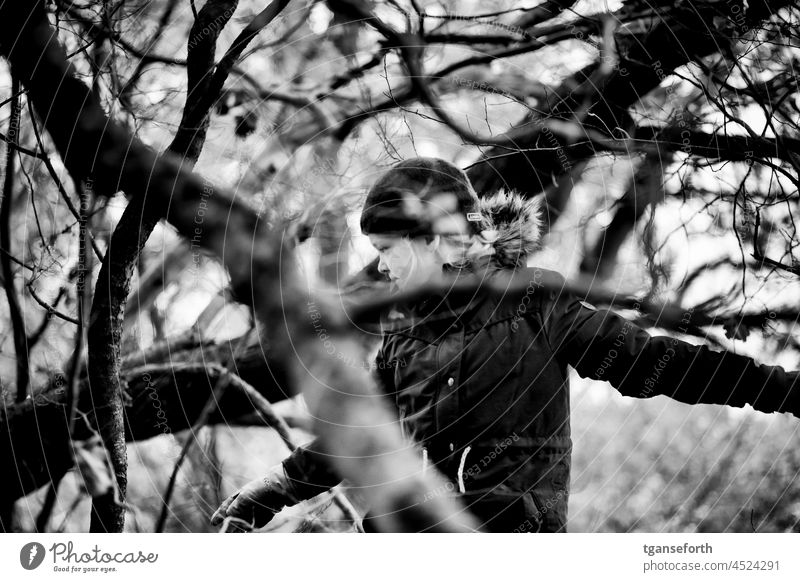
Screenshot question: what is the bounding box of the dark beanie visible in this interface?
[360,157,482,236]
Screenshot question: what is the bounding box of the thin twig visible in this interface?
[66,179,93,439]
[28,284,79,325]
[27,99,104,261]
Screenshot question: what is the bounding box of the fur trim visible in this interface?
[476,190,545,268]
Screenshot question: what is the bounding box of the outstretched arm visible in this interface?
[213,342,397,526]
[540,276,800,418]
[281,342,398,499]
[281,436,343,500]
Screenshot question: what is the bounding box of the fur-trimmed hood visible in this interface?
[473,189,545,269]
[372,189,547,327]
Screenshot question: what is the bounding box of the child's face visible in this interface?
[368,234,442,291]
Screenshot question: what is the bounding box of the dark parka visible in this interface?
[283,191,800,533]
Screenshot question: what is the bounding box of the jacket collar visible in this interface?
[376,189,545,333]
[379,265,501,335]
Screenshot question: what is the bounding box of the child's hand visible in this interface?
[211,464,300,529]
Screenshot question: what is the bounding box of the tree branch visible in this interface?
[1,77,31,403]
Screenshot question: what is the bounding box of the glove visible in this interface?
[211,463,301,529]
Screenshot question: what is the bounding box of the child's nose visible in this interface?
[377,255,390,275]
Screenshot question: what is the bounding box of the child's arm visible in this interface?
[541,274,800,417]
[212,343,397,525]
[280,437,343,500]
[281,342,398,498]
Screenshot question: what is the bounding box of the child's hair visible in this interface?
[437,232,496,271]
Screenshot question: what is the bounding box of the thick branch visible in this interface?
[1,77,30,403]
[466,0,794,204]
[580,154,663,278]
[0,358,291,506]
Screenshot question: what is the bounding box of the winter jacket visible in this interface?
[282,191,800,533]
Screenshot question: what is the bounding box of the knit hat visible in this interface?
[360,157,485,237]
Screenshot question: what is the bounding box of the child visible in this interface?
[212,157,800,532]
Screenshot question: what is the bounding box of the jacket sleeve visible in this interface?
[281,342,397,500]
[540,277,800,418]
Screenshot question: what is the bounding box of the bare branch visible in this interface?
[1,77,31,402]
